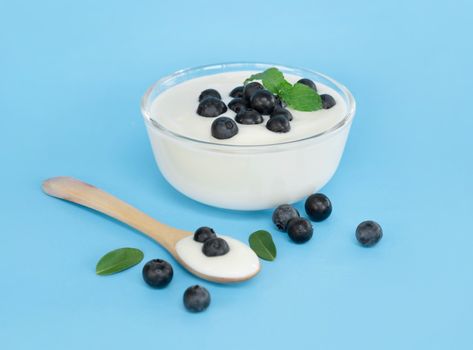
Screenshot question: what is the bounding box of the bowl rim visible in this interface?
[140,62,356,150]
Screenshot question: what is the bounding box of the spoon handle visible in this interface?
[42,177,190,252]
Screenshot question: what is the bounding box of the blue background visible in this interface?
[1,0,472,349]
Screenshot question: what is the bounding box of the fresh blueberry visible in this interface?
[356,221,383,247]
[228,98,248,113]
[243,82,264,101]
[287,218,313,243]
[194,227,216,243]
[266,115,291,133]
[183,285,211,313]
[197,97,227,117]
[270,106,293,121]
[235,108,264,125]
[305,193,332,222]
[250,90,276,115]
[272,204,300,231]
[275,95,287,108]
[297,78,317,91]
[211,117,238,139]
[198,89,221,102]
[321,94,336,109]
[229,86,244,98]
[142,259,173,288]
[202,237,230,257]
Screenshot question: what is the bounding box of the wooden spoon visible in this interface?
[42,177,260,283]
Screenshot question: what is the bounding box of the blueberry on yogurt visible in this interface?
[321,94,336,109]
[228,98,248,113]
[183,285,211,313]
[194,227,217,243]
[272,204,300,231]
[297,78,317,92]
[199,89,221,102]
[211,117,238,139]
[270,106,293,121]
[197,97,227,117]
[202,237,230,257]
[266,115,291,133]
[243,82,264,101]
[235,108,264,125]
[229,86,244,98]
[250,90,276,115]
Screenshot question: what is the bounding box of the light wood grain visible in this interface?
[42,176,259,283]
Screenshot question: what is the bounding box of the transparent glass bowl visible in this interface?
[141,63,356,210]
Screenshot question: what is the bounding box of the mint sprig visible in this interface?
[244,68,322,111]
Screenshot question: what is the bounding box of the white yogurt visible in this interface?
[175,235,260,280]
[150,71,346,145]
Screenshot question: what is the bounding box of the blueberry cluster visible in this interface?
[196,77,334,140]
[194,226,230,257]
[272,193,382,247]
[272,193,333,243]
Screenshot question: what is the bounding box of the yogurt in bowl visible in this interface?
[140,63,356,210]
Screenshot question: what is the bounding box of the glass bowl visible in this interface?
[140,63,356,210]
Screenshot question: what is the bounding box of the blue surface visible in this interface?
[1,0,472,349]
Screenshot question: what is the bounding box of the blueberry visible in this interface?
[202,237,230,257]
[183,285,211,313]
[321,94,336,109]
[194,227,216,243]
[211,117,238,139]
[142,259,173,288]
[229,86,244,98]
[228,98,248,113]
[266,115,291,133]
[272,204,300,231]
[356,221,383,247]
[287,218,313,243]
[243,82,264,101]
[270,106,293,121]
[297,78,317,91]
[250,90,276,115]
[275,95,287,108]
[305,193,332,222]
[235,108,263,125]
[197,97,227,118]
[198,89,221,102]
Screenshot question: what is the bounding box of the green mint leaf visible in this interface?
[281,83,323,111]
[244,72,265,84]
[96,247,144,275]
[260,67,287,94]
[244,68,323,111]
[249,230,277,261]
[244,67,288,94]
